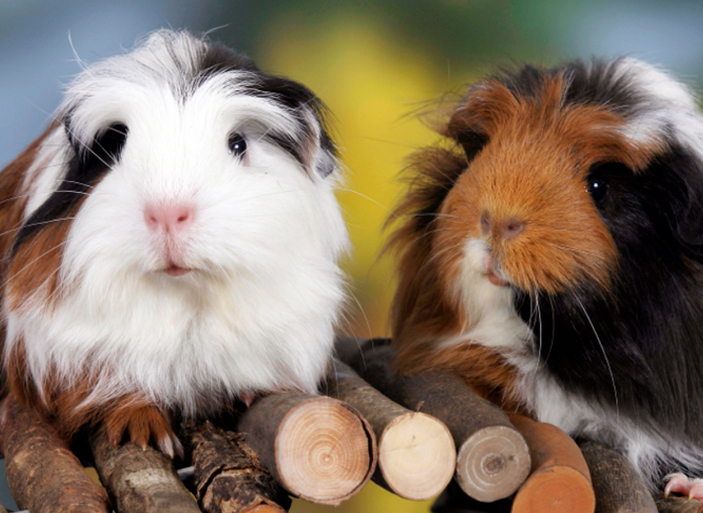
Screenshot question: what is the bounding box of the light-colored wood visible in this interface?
[237,392,376,505]
[0,394,110,513]
[378,412,455,500]
[510,414,595,513]
[90,427,200,513]
[326,359,455,500]
[337,337,531,502]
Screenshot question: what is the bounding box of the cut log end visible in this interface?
[512,466,595,513]
[275,397,374,505]
[456,425,531,502]
[379,412,455,500]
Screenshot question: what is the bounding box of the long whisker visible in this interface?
[335,187,393,215]
[0,190,90,211]
[575,296,619,416]
[0,217,78,241]
[4,240,68,289]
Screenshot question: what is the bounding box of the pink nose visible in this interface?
[144,204,194,234]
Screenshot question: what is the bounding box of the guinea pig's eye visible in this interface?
[228,133,247,159]
[587,177,609,204]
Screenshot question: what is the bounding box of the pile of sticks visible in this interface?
[0,336,699,513]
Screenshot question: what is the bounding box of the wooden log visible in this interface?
[237,392,376,505]
[340,338,531,503]
[656,496,703,513]
[89,427,200,513]
[578,440,657,513]
[185,420,291,513]
[325,358,456,500]
[0,394,111,513]
[510,414,595,513]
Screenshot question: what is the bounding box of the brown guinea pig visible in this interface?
[387,57,703,496]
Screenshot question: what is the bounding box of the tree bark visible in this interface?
[656,496,703,513]
[90,426,200,513]
[185,420,291,513]
[578,440,657,513]
[0,394,110,513]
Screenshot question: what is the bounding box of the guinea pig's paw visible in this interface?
[104,402,184,459]
[664,473,703,501]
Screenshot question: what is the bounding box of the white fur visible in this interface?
[608,58,703,165]
[5,31,349,416]
[442,238,533,351]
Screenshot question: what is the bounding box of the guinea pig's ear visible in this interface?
[661,147,703,247]
[255,74,339,178]
[442,96,490,159]
[305,121,338,178]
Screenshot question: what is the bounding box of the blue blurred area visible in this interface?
[0,461,16,510]
[0,0,233,168]
[1,0,702,167]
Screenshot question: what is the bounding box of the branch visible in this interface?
[338,337,530,502]
[509,414,595,513]
[656,496,703,513]
[325,358,455,500]
[578,440,657,513]
[0,394,110,513]
[184,420,291,513]
[89,427,200,513]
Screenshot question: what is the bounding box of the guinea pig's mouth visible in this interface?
[485,257,509,287]
[486,271,508,287]
[163,264,192,277]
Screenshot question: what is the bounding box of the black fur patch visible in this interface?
[515,142,703,480]
[12,124,128,255]
[198,43,338,175]
[495,58,646,119]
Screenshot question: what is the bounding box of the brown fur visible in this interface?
[0,125,56,400]
[388,71,662,413]
[5,207,75,312]
[0,126,59,302]
[5,335,175,449]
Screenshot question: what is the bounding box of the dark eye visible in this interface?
[588,177,609,204]
[228,133,247,158]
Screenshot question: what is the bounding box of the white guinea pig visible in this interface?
[0,30,348,457]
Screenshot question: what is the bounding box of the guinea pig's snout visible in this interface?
[480,212,525,241]
[144,203,194,235]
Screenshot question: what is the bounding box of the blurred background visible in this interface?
[1,0,702,511]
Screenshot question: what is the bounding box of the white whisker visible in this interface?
[575,296,619,416]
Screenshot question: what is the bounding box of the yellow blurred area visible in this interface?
[256,13,476,513]
[258,13,474,340]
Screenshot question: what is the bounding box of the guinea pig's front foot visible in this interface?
[664,473,703,501]
[103,399,184,459]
